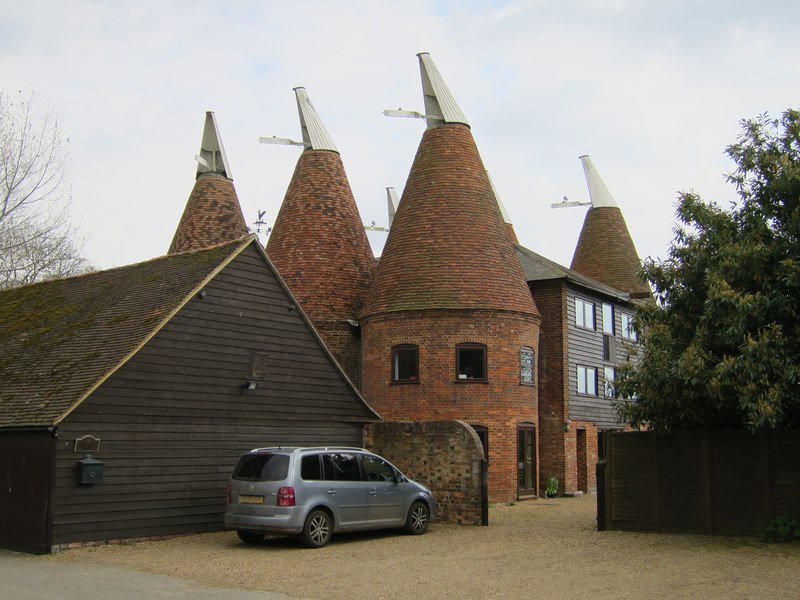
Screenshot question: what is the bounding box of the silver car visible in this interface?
[224,447,436,548]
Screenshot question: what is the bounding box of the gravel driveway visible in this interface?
[46,494,799,599]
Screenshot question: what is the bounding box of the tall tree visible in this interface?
[616,109,800,431]
[0,89,91,288]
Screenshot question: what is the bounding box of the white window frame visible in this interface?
[519,347,534,384]
[621,313,637,340]
[604,366,616,399]
[602,303,614,335]
[577,365,598,395]
[575,298,596,330]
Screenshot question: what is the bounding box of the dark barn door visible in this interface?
[0,431,55,553]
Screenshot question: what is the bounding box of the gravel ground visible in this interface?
[47,494,800,600]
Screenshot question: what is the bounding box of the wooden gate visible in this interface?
[600,430,800,535]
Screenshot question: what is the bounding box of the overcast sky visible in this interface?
[2,0,798,271]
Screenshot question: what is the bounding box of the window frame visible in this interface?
[456,343,488,382]
[603,366,616,399]
[576,365,598,396]
[602,303,615,335]
[392,344,420,383]
[620,313,637,341]
[575,298,596,330]
[519,347,535,385]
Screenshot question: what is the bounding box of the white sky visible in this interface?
[2,0,798,271]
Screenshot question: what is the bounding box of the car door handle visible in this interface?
[327,489,336,496]
[369,490,377,496]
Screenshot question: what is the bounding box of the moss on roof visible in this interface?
[0,236,252,428]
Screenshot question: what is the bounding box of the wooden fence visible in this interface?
[599,430,800,535]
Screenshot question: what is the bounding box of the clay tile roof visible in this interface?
[168,112,248,254]
[361,123,539,318]
[266,88,374,323]
[569,156,651,298]
[515,244,631,302]
[266,148,375,321]
[0,237,252,428]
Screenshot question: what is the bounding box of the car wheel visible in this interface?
[237,530,265,544]
[301,509,332,548]
[404,501,429,535]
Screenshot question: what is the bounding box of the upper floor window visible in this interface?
[621,313,637,340]
[457,343,487,381]
[577,365,598,395]
[520,347,534,384]
[602,303,614,335]
[575,298,596,330]
[603,366,616,399]
[392,345,419,382]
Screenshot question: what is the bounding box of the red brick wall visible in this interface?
[313,320,362,388]
[361,308,539,502]
[365,420,484,524]
[574,421,598,493]
[528,280,570,494]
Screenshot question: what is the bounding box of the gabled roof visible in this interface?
[516,243,632,303]
[0,236,379,428]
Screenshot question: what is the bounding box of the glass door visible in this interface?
[517,425,536,497]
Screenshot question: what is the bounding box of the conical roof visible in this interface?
[488,170,519,244]
[363,54,536,318]
[266,89,374,325]
[361,122,538,317]
[570,155,651,298]
[168,112,248,254]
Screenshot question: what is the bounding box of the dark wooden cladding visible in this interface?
[50,244,376,547]
[566,288,631,430]
[603,430,800,536]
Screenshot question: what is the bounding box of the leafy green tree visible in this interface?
[616,109,800,431]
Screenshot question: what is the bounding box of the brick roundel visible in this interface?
[361,124,539,318]
[168,173,248,254]
[570,206,651,298]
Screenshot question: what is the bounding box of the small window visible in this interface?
[520,347,534,384]
[577,366,598,395]
[621,313,637,340]
[603,366,616,399]
[457,343,487,381]
[602,303,614,335]
[575,298,596,329]
[392,345,419,382]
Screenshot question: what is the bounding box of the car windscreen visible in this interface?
[232,453,290,482]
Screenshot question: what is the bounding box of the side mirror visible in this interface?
[395,473,407,483]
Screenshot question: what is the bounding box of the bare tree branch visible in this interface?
[0,89,91,289]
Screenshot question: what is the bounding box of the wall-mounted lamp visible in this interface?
[242,381,257,395]
[564,420,571,432]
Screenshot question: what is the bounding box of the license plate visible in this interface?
[238,495,265,504]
